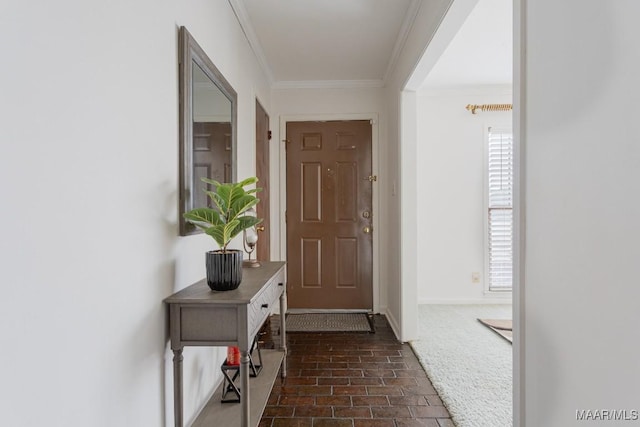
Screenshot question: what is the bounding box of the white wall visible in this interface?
[384,0,454,340]
[518,0,640,425]
[0,0,269,425]
[417,86,512,303]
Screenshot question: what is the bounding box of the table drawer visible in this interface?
[248,273,283,338]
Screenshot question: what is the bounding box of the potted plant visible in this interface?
[183,176,263,291]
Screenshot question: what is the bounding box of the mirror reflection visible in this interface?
[192,62,232,210]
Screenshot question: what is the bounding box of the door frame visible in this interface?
[279,113,380,313]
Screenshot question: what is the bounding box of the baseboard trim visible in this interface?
[383,308,402,341]
[418,298,512,305]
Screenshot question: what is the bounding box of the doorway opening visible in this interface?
[403,0,515,425]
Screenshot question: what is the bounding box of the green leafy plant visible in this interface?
[183,176,263,252]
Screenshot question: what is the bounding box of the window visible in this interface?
[486,128,513,291]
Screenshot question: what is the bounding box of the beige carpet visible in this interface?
[412,305,513,427]
[478,318,513,343]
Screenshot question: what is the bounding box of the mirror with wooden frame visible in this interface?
[179,26,237,235]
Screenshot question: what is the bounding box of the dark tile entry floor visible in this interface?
[259,315,453,427]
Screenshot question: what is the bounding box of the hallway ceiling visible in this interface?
[233,0,512,89]
[234,0,417,88]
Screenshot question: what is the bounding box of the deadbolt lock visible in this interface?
[362,211,371,219]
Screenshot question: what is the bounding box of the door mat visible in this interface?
[478,318,513,343]
[286,313,373,333]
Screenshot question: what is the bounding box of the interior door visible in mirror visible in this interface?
[192,122,232,208]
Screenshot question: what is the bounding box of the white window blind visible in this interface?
[487,128,513,291]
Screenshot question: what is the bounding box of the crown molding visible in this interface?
[382,0,422,84]
[228,0,274,84]
[272,79,385,90]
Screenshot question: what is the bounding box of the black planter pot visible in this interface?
[205,250,243,291]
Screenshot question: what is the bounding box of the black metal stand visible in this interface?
[220,334,263,403]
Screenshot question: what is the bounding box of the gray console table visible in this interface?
[165,261,287,427]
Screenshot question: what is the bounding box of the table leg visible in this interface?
[279,288,287,378]
[240,349,250,427]
[172,348,184,427]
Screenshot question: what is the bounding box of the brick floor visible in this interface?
[258,315,452,427]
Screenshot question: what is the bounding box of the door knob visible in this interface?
[363,226,372,234]
[256,226,265,232]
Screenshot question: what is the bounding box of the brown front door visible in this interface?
[286,120,373,310]
[255,101,270,261]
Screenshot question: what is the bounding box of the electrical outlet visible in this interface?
[472,272,481,283]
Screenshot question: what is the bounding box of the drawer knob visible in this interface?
[261,304,269,309]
